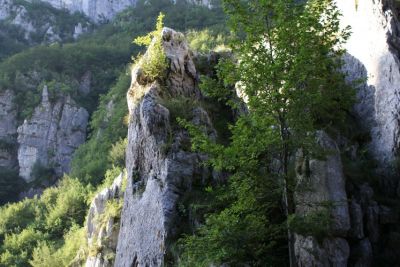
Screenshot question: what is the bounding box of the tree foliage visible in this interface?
[178,0,355,265]
[133,13,168,81]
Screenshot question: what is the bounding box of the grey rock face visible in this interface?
[338,0,400,174]
[349,200,364,239]
[295,131,350,236]
[17,86,88,182]
[85,173,125,267]
[0,0,89,43]
[115,28,213,267]
[41,0,136,22]
[294,131,350,266]
[294,236,349,267]
[0,90,17,169]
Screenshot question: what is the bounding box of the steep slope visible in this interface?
[0,0,90,58]
[84,172,125,267]
[339,0,400,179]
[40,0,136,22]
[17,86,88,182]
[115,27,215,266]
[292,1,400,265]
[294,132,351,266]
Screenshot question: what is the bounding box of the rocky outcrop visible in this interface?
[295,132,350,236]
[85,172,125,267]
[294,131,351,266]
[41,0,136,22]
[115,28,214,266]
[338,0,400,175]
[337,1,400,265]
[17,86,88,182]
[0,0,90,43]
[188,0,212,8]
[0,90,17,169]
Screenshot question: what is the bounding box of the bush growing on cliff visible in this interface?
[133,13,168,81]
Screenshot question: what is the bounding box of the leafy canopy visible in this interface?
[178,0,355,265]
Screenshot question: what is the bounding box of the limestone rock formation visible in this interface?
[336,1,400,264]
[0,0,90,43]
[338,0,400,175]
[17,86,89,182]
[0,90,17,169]
[294,131,350,266]
[85,172,125,267]
[41,0,136,22]
[115,27,214,266]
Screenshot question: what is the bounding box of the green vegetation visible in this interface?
[0,167,26,205]
[0,0,91,60]
[30,225,86,267]
[133,13,168,82]
[0,177,89,266]
[0,4,228,264]
[186,29,230,53]
[0,22,27,61]
[70,72,130,185]
[30,162,55,187]
[11,0,90,42]
[0,43,129,119]
[178,0,355,266]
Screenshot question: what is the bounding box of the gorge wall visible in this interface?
[39,0,136,22]
[291,1,400,265]
[339,0,400,178]
[17,86,88,182]
[0,0,90,44]
[0,86,89,187]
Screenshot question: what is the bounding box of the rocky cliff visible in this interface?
[84,172,125,267]
[17,86,88,182]
[40,0,136,22]
[1,86,89,187]
[339,0,400,178]
[294,132,351,266]
[290,1,400,265]
[0,0,90,44]
[114,27,214,266]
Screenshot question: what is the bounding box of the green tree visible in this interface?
[179,0,354,265]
